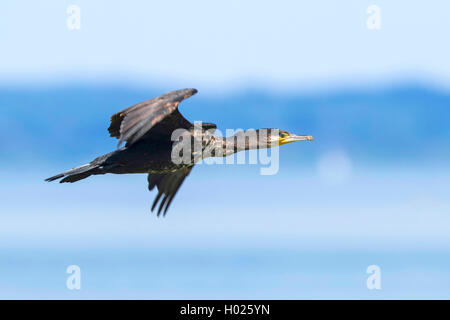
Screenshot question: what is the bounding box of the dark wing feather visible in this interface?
[147,166,194,216]
[108,88,197,147]
[146,109,193,139]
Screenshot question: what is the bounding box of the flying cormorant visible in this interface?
[46,88,313,215]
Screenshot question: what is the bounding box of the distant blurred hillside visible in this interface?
[1,85,449,167]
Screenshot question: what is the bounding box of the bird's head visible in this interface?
[262,129,314,147]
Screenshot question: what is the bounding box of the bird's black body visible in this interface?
[100,140,185,175]
[46,88,313,216]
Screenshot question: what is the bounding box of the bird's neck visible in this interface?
[207,132,266,157]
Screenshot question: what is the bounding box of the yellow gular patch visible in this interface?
[278,137,289,145]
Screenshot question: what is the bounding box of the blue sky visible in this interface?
[1,1,450,90]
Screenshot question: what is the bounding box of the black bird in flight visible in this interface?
[46,88,314,215]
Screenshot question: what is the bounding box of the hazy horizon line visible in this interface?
[1,71,450,95]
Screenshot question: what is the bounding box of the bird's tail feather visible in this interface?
[45,163,98,183]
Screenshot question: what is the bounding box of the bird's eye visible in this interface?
[280,133,286,138]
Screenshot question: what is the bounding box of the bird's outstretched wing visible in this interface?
[147,166,194,216]
[108,88,198,147]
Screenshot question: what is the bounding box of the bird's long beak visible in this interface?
[280,134,314,145]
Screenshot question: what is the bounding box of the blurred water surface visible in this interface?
[1,85,449,299]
